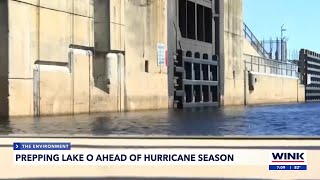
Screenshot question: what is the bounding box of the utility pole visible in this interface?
[281,24,287,62]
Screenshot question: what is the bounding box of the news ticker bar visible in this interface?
[11,142,308,170]
[269,165,307,171]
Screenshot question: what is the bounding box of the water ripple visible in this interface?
[0,103,319,136]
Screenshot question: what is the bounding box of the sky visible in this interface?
[243,0,320,55]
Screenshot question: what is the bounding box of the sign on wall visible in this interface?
[157,43,166,66]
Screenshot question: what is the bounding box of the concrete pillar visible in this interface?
[221,0,244,106]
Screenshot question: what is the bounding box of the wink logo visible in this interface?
[271,152,305,163]
[269,151,307,171]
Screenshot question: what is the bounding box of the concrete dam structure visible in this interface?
[0,0,168,117]
[0,0,305,117]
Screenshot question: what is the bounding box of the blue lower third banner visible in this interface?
[269,165,307,171]
[13,143,71,150]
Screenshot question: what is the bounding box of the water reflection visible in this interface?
[0,117,12,134]
[1,103,320,136]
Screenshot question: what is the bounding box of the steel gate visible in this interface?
[300,49,320,102]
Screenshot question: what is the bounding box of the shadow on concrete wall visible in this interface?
[0,0,9,118]
[93,0,111,94]
[0,69,9,118]
[167,0,177,109]
[92,52,109,93]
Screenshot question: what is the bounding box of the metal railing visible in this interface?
[243,23,271,59]
[244,54,299,78]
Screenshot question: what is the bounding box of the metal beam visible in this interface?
[183,102,219,108]
[183,79,218,86]
[184,57,218,65]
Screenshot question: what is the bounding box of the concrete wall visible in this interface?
[166,0,177,109]
[38,65,72,115]
[221,0,244,106]
[90,52,125,113]
[298,84,305,103]
[243,38,260,57]
[122,0,168,111]
[91,0,168,112]
[6,0,94,116]
[37,49,124,116]
[245,72,305,105]
[4,0,168,117]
